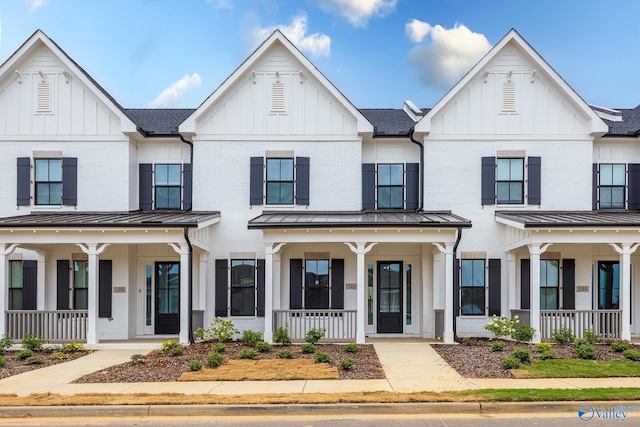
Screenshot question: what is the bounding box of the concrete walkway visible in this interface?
[1,342,640,398]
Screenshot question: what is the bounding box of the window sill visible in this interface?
[32,205,63,210]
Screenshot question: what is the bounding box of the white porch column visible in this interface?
[77,243,109,345]
[168,242,191,344]
[0,245,6,336]
[345,242,377,344]
[36,250,46,310]
[199,253,208,311]
[610,243,640,341]
[264,243,285,343]
[528,243,550,343]
[433,243,454,344]
[507,252,517,315]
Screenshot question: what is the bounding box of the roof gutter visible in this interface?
[409,128,424,211]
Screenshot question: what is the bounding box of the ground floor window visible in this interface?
[367,263,374,325]
[460,259,485,315]
[406,264,412,325]
[9,260,23,310]
[73,260,88,310]
[305,259,329,309]
[540,259,559,309]
[231,260,256,316]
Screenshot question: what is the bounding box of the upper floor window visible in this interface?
[231,259,256,316]
[361,162,419,210]
[377,164,404,209]
[139,163,192,211]
[598,164,625,209]
[460,259,485,315]
[266,158,294,205]
[35,159,62,205]
[17,156,77,207]
[481,156,540,206]
[540,259,559,310]
[249,156,309,206]
[155,164,182,209]
[496,158,524,204]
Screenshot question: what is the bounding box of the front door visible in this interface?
[377,261,403,333]
[155,262,180,334]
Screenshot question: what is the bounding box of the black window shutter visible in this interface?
[295,157,310,205]
[488,259,501,316]
[56,260,70,310]
[250,157,264,205]
[215,259,228,317]
[17,157,31,206]
[290,259,303,309]
[362,163,376,210]
[454,257,460,315]
[406,163,420,210]
[527,156,541,205]
[22,260,37,310]
[256,259,265,317]
[481,157,496,205]
[61,157,78,206]
[592,163,598,210]
[562,258,576,310]
[520,259,530,310]
[628,164,640,210]
[99,260,112,318]
[139,163,153,210]
[182,163,192,211]
[330,259,344,309]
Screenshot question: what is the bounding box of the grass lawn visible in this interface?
[512,359,640,379]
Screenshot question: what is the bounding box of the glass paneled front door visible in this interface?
[377,261,403,333]
[155,262,180,334]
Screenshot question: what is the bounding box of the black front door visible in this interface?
[155,262,180,334]
[377,261,403,333]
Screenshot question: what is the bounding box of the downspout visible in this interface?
[179,134,194,212]
[184,226,194,344]
[408,128,424,211]
[452,226,463,343]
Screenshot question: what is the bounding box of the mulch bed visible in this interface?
[73,341,385,383]
[0,349,89,380]
[432,337,640,378]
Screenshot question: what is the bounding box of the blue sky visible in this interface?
[1,0,639,110]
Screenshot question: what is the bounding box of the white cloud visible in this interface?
[25,0,45,12]
[406,23,492,89]
[206,0,232,10]
[316,0,397,28]
[254,14,331,58]
[149,73,202,107]
[405,19,431,43]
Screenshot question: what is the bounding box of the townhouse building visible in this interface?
[0,28,638,345]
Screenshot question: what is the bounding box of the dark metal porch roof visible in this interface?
[496,210,640,228]
[248,211,471,229]
[0,211,220,228]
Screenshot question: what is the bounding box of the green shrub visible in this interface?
[534,342,552,353]
[17,349,34,360]
[25,356,42,365]
[49,351,69,360]
[197,317,239,342]
[241,330,263,347]
[131,354,145,365]
[207,351,225,368]
[552,328,575,345]
[490,341,505,352]
[511,348,530,364]
[305,328,326,345]
[344,343,359,353]
[238,349,258,360]
[0,355,5,368]
[623,349,640,361]
[212,342,227,353]
[339,357,355,370]
[21,333,45,352]
[188,361,202,371]
[0,334,14,355]
[63,342,85,353]
[583,330,603,344]
[160,339,180,352]
[255,341,272,352]
[277,349,294,359]
[483,314,519,339]
[501,355,520,369]
[314,351,330,363]
[539,350,556,360]
[301,343,316,353]
[573,339,596,359]
[512,325,536,343]
[170,346,185,356]
[273,326,291,345]
[611,340,630,353]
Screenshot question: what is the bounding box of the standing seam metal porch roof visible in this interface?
[496,210,640,227]
[248,211,471,229]
[0,211,220,228]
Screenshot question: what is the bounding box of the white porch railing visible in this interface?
[273,309,356,342]
[540,310,621,340]
[6,310,88,342]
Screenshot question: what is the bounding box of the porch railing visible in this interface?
[273,309,356,342]
[540,310,621,340]
[6,310,88,342]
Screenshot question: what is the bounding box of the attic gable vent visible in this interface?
[502,81,516,112]
[271,82,285,113]
[37,82,51,113]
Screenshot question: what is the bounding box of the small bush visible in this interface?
[49,351,69,360]
[255,341,272,352]
[512,325,536,343]
[344,343,359,353]
[160,339,181,352]
[305,328,326,345]
[188,361,202,371]
[484,314,519,339]
[17,349,34,360]
[198,317,239,342]
[552,328,575,345]
[25,356,42,365]
[242,330,263,347]
[170,346,185,356]
[301,343,316,353]
[611,341,630,353]
[21,333,45,352]
[490,341,505,352]
[511,348,530,364]
[277,349,294,359]
[539,350,556,360]
[583,330,603,344]
[339,357,355,370]
[534,342,552,353]
[501,355,521,369]
[623,349,640,361]
[131,354,145,365]
[0,355,5,368]
[273,326,291,345]
[207,351,225,368]
[0,334,14,355]
[63,342,85,353]
[212,342,227,353]
[314,351,330,363]
[238,349,258,360]
[573,340,596,360]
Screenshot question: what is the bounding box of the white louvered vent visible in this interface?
[37,82,51,113]
[271,82,285,113]
[502,81,516,112]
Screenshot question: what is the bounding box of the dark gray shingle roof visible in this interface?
[602,105,640,136]
[358,108,428,136]
[124,109,196,136]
